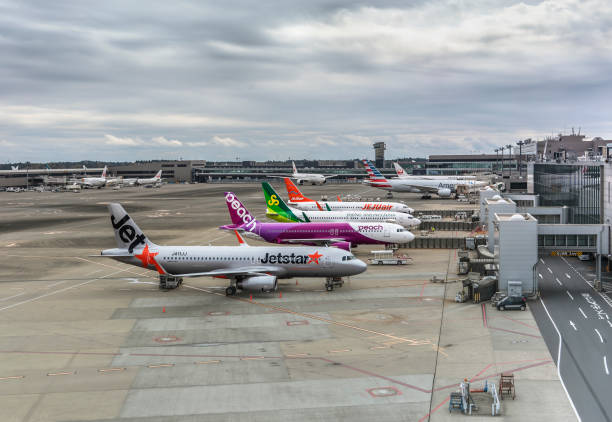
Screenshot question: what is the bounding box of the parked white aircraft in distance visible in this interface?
[270,161,337,185]
[78,165,107,188]
[10,166,18,171]
[363,160,486,198]
[393,162,476,180]
[99,203,366,294]
[283,178,414,214]
[124,170,162,186]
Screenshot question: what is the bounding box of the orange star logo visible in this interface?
[308,251,323,264]
[134,244,166,274]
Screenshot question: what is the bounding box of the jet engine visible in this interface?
[437,188,452,198]
[237,275,277,292]
[331,241,351,251]
[297,179,304,185]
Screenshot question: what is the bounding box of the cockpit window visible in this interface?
[397,228,404,232]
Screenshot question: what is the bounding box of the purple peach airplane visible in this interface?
[220,192,415,250]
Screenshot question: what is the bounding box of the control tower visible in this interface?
[373,142,386,168]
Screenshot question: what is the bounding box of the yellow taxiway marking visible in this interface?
[195,360,220,365]
[0,375,24,380]
[98,368,126,373]
[147,363,174,368]
[47,371,73,376]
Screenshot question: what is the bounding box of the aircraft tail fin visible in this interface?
[284,178,312,202]
[291,161,297,175]
[155,170,162,179]
[362,159,388,182]
[102,165,108,178]
[107,203,155,253]
[261,182,301,222]
[393,162,406,177]
[223,192,259,232]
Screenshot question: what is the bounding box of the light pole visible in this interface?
[506,144,513,179]
[516,140,525,178]
[500,146,505,178]
[494,148,499,175]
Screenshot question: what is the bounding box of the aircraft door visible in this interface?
[384,228,390,238]
[323,255,332,268]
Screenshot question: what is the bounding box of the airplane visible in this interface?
[123,170,162,186]
[10,166,18,171]
[392,162,476,180]
[99,203,366,295]
[363,160,486,198]
[77,165,107,188]
[282,177,414,214]
[269,161,337,185]
[263,182,420,228]
[220,191,415,253]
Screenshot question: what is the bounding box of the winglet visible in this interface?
[234,230,249,246]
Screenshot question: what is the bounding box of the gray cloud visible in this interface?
[1,0,611,162]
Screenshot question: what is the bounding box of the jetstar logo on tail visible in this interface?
[111,213,146,253]
[135,244,166,274]
[225,193,257,232]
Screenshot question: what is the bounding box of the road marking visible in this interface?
[540,258,545,264]
[567,291,574,300]
[605,357,610,375]
[608,320,612,329]
[98,368,125,373]
[595,329,604,343]
[548,267,553,274]
[538,273,543,279]
[569,321,577,331]
[0,375,24,380]
[0,292,26,302]
[195,360,220,365]
[556,278,562,286]
[47,371,73,376]
[147,363,174,368]
[579,308,588,319]
[539,298,582,421]
[566,273,571,279]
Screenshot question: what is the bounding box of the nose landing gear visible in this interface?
[325,276,345,291]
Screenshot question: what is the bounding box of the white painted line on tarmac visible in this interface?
[566,273,571,279]
[556,278,563,286]
[567,291,574,300]
[540,258,545,264]
[0,292,26,302]
[538,273,543,279]
[579,308,588,319]
[570,320,577,331]
[548,267,553,274]
[595,329,604,343]
[608,320,612,329]
[605,356,609,375]
[540,298,582,421]
[0,267,132,312]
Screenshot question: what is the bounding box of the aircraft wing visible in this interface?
[172,266,281,278]
[281,238,345,245]
[402,183,440,194]
[266,175,293,179]
[323,175,338,179]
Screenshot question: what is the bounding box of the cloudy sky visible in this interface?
[1,0,611,162]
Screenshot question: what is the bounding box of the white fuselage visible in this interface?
[80,177,106,187]
[103,245,366,278]
[366,178,485,193]
[289,201,414,214]
[286,207,421,228]
[292,172,327,185]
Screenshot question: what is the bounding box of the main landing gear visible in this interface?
[225,285,237,296]
[325,276,345,291]
[159,275,182,290]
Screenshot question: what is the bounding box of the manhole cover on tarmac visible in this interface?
[367,387,401,397]
[154,335,181,343]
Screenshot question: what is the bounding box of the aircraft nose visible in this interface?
[405,231,415,242]
[413,218,421,226]
[353,259,368,274]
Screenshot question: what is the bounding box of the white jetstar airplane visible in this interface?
[393,162,476,180]
[363,160,485,198]
[99,203,366,295]
[123,170,163,186]
[283,178,414,214]
[270,161,337,185]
